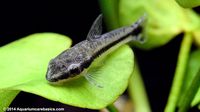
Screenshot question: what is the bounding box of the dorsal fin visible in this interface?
[86,14,103,41]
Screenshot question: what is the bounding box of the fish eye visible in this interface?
[60,65,67,71]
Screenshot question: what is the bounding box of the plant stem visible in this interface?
[178,69,200,112]
[128,62,151,112]
[106,104,119,112]
[164,33,192,112]
[198,104,200,110]
[98,0,120,30]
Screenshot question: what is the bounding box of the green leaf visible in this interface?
[118,0,199,49]
[0,33,134,109]
[0,33,72,88]
[0,33,71,108]
[176,0,200,8]
[0,33,71,110]
[0,90,20,111]
[182,49,200,107]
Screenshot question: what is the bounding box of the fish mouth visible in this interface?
[45,66,82,84]
[46,71,71,84]
[46,74,59,83]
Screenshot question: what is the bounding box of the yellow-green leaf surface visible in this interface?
[0,33,71,88]
[0,90,20,111]
[182,50,200,107]
[119,0,199,49]
[0,33,71,110]
[0,33,134,109]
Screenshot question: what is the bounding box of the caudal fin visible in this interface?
[130,14,147,43]
[131,14,146,29]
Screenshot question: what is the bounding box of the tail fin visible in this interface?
[131,14,146,29]
[130,14,147,44]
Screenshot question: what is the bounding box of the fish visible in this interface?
[46,14,146,85]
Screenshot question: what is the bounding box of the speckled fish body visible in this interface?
[46,14,145,83]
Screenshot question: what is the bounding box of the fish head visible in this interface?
[46,57,83,84]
